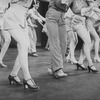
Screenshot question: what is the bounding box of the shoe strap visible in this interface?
[89,65,94,68]
[10,75,21,82]
[54,68,62,73]
[26,78,36,85]
[79,63,84,66]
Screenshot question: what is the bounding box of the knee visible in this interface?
[20,42,30,50]
[84,40,91,47]
[94,36,100,42]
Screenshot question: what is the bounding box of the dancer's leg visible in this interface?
[66,31,78,63]
[69,38,77,63]
[8,28,31,80]
[0,31,11,66]
[28,26,37,53]
[75,24,93,66]
[10,44,21,76]
[87,19,100,60]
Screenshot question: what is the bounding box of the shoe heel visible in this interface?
[87,66,90,73]
[8,75,22,85]
[76,63,81,70]
[88,65,99,73]
[8,76,13,85]
[9,80,14,85]
[76,63,79,70]
[77,66,79,70]
[9,80,12,85]
[23,83,28,89]
[76,63,87,70]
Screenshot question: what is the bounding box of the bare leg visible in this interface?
[66,31,78,63]
[69,38,77,63]
[0,30,11,67]
[78,39,95,67]
[87,19,100,62]
[10,44,21,76]
[75,24,95,68]
[8,28,32,80]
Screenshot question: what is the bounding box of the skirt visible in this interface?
[3,3,28,30]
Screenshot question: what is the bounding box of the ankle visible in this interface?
[10,73,17,77]
[78,62,83,65]
[9,74,21,82]
[89,65,96,70]
[25,78,36,86]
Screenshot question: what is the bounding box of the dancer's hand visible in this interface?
[37,18,43,24]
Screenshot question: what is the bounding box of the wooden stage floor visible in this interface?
[0,48,100,100]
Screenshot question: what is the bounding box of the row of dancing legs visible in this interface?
[66,23,99,73]
[77,19,100,72]
[87,18,100,62]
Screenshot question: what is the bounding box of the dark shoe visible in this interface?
[8,75,23,85]
[88,65,99,73]
[76,63,87,70]
[23,78,39,91]
[0,63,7,68]
[53,69,67,79]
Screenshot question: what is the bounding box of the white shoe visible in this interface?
[93,57,100,63]
[54,69,67,79]
[70,59,77,64]
[47,68,53,75]
[66,57,70,63]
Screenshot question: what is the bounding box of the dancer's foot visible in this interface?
[76,63,87,70]
[53,69,67,79]
[48,68,67,78]
[47,67,53,75]
[8,75,23,85]
[0,62,7,68]
[93,57,100,63]
[70,59,77,64]
[23,78,39,91]
[28,52,38,57]
[88,65,99,73]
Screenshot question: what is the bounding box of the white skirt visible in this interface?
[3,4,28,30]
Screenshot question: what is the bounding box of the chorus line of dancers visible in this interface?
[0,0,100,92]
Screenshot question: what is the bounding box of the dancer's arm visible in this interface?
[36,12,45,22]
[93,7,100,14]
[28,9,42,23]
[81,7,92,16]
[27,18,37,28]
